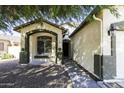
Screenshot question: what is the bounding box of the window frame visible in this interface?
[37,36,52,55]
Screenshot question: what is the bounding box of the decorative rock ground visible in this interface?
[0,59,71,88]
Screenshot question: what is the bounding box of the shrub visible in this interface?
[1,53,14,59]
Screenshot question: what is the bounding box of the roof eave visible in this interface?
[69,6,99,38]
[13,19,66,33]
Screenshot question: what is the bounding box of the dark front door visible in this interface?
[63,41,69,58]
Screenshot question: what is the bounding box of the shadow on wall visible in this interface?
[72,35,101,74]
[0,65,71,88]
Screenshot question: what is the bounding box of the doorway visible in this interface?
[63,41,69,58]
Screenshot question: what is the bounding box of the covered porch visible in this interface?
[14,19,66,65]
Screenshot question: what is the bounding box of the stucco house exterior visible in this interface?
[0,37,10,56]
[14,5,124,81]
[14,19,67,65]
[70,6,124,81]
[0,34,20,58]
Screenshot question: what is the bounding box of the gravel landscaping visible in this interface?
[0,60,72,88]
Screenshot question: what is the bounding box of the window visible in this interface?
[0,42,4,51]
[37,36,52,55]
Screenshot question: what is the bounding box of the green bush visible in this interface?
[1,53,14,59]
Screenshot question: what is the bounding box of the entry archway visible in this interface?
[25,29,58,64]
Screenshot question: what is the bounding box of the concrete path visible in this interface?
[64,59,100,88]
[0,59,71,88]
[64,59,124,88]
[116,82,124,87]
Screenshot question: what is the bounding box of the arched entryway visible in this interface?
[25,29,58,64]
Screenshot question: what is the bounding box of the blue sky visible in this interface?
[0,30,20,37]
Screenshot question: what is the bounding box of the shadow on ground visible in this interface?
[0,63,71,88]
[64,59,100,88]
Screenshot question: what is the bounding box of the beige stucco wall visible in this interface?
[18,21,63,64]
[70,6,124,80]
[71,20,101,74]
[102,6,124,56]
[102,6,124,79]
[20,22,63,49]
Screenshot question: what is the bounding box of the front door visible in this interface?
[63,41,69,58]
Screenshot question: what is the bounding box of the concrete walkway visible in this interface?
[64,59,100,88]
[64,59,124,88]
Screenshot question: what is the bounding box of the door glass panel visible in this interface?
[37,36,52,55]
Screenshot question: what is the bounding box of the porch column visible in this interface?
[19,33,30,64]
[24,33,30,63]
